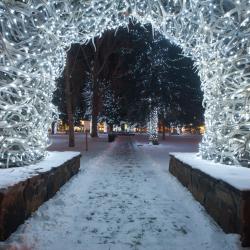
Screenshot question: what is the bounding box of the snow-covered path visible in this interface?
[1,136,242,250]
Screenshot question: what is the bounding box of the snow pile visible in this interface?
[0,151,81,190]
[171,153,250,191]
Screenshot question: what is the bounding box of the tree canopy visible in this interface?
[53,23,204,129]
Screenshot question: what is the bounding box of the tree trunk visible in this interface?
[51,121,55,135]
[162,120,166,140]
[90,74,99,137]
[65,54,75,147]
[109,124,113,132]
[85,32,120,138]
[90,112,98,137]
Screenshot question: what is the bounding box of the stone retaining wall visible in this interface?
[0,154,81,241]
[169,155,250,247]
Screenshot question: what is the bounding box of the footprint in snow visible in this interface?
[86,216,92,221]
[91,228,98,233]
[172,223,188,235]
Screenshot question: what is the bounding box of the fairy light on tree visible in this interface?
[0,0,249,167]
[147,105,159,145]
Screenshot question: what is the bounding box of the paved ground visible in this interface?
[0,134,243,250]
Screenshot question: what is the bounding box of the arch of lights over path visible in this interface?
[0,0,249,168]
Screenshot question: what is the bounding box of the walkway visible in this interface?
[1,135,241,250]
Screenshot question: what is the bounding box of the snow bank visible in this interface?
[171,153,250,191]
[0,151,81,189]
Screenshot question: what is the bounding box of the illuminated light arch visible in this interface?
[0,0,249,167]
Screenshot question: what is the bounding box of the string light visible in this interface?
[0,0,249,167]
[147,107,159,145]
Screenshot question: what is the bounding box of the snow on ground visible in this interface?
[47,133,108,154]
[171,152,250,191]
[0,134,245,250]
[0,151,80,189]
[134,134,201,167]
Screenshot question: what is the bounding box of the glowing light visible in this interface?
[147,107,158,145]
[0,0,249,167]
